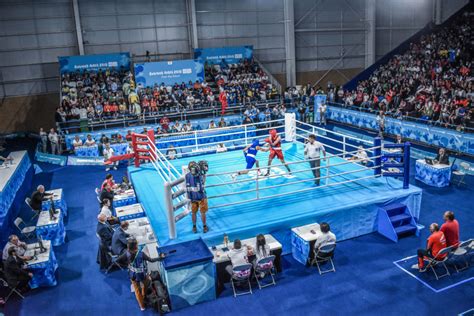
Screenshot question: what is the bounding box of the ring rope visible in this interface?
[207,174,379,210]
[206,162,380,200]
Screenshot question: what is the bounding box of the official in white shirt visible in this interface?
[304,134,326,185]
[103,143,117,171]
[313,222,336,258]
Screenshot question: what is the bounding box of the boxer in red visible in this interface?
[264,129,291,176]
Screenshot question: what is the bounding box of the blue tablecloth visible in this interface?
[118,210,145,221]
[75,145,99,157]
[291,231,310,265]
[36,213,66,246]
[158,238,216,310]
[112,196,137,208]
[415,160,451,188]
[42,193,68,217]
[0,151,31,218]
[29,248,59,289]
[74,143,129,157]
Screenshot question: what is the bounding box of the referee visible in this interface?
[304,134,327,185]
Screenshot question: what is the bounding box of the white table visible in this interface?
[209,234,283,285]
[415,159,452,187]
[291,223,321,265]
[127,217,157,246]
[0,150,26,191]
[42,189,68,216]
[115,203,145,221]
[209,234,282,264]
[113,188,137,207]
[36,209,66,246]
[24,240,58,288]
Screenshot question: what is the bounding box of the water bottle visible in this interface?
[223,233,229,248]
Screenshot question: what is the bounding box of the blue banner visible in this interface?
[35,151,67,166]
[134,60,204,87]
[58,53,130,73]
[194,46,253,64]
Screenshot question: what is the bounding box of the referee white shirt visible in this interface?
[305,140,326,159]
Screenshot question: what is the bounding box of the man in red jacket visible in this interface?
[414,223,447,272]
[219,90,228,115]
[440,211,460,247]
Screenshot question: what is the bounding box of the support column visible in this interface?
[283,0,296,88]
[433,0,442,25]
[365,0,375,68]
[72,0,84,55]
[187,0,199,50]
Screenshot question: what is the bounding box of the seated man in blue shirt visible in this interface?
[111,221,130,255]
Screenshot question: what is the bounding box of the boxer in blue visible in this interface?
[231,139,269,181]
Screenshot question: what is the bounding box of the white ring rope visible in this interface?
[296,120,373,145]
[205,145,381,178]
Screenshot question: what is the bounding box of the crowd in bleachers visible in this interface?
[57,58,281,124]
[58,68,134,123]
[339,12,473,131]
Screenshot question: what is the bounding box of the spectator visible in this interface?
[208,120,217,129]
[84,134,96,146]
[413,223,447,272]
[440,211,460,247]
[348,146,370,165]
[103,143,117,171]
[72,135,83,149]
[218,117,227,128]
[48,128,60,155]
[216,143,227,153]
[166,145,177,160]
[319,102,327,125]
[39,128,48,153]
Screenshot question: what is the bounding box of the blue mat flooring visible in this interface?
[3,153,474,315]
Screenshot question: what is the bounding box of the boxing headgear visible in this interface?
[188,161,201,176]
[252,139,260,147]
[198,160,209,175]
[269,129,277,137]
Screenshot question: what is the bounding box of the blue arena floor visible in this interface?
[129,142,423,246]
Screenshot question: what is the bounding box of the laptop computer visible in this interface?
[425,158,434,165]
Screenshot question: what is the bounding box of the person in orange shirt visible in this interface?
[414,223,447,272]
[440,211,460,247]
[103,103,112,117]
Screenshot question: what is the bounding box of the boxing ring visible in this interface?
[128,115,423,246]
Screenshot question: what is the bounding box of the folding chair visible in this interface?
[25,197,40,221]
[311,243,336,275]
[230,263,253,297]
[0,269,24,303]
[253,255,276,289]
[13,217,36,241]
[452,162,470,186]
[424,246,453,280]
[95,188,102,204]
[106,251,124,274]
[451,239,473,272]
